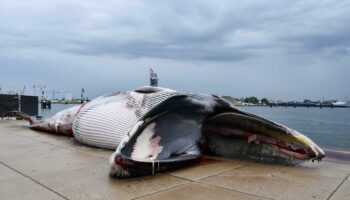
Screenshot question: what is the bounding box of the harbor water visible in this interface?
[241,106,350,151]
[40,104,350,151]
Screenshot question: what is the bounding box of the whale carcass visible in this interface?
[7,86,325,178]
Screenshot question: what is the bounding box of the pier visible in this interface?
[270,102,349,108]
[0,94,38,116]
[1,120,349,200]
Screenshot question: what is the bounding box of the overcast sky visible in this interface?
[0,0,349,101]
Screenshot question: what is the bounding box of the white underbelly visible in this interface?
[72,93,141,149]
[72,89,184,149]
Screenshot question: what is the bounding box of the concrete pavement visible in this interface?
[0,120,349,200]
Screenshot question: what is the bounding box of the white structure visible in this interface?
[332,101,347,106]
[64,93,73,102]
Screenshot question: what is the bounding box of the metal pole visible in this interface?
[18,92,21,112]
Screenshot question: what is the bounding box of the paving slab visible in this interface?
[292,160,350,179]
[2,120,79,148]
[137,182,267,200]
[69,142,114,159]
[35,164,189,200]
[199,163,344,200]
[0,132,60,160]
[1,120,114,159]
[168,156,250,181]
[0,164,64,200]
[12,128,74,148]
[329,175,350,200]
[3,148,106,177]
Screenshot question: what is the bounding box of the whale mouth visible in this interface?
[109,152,199,178]
[109,95,325,178]
[110,111,325,178]
[109,117,203,178]
[202,112,325,163]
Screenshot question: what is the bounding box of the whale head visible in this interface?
[109,94,325,177]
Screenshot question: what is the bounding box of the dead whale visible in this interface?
[5,86,325,178]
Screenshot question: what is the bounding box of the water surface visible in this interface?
[241,106,350,151]
[40,104,350,151]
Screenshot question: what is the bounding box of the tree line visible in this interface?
[241,97,270,105]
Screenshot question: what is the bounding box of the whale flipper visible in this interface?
[110,112,203,177]
[110,95,217,177]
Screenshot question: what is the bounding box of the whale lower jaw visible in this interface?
[109,152,132,178]
[205,132,305,165]
[110,163,131,178]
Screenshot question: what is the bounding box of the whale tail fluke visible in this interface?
[2,111,37,125]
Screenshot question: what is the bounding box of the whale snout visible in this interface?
[310,144,326,162]
[108,93,326,178]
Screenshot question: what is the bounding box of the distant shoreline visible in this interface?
[51,102,350,108]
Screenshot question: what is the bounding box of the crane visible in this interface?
[32,83,45,98]
[21,86,26,95]
[52,89,61,100]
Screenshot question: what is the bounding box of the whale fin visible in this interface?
[110,112,202,177]
[124,112,202,161]
[2,111,37,125]
[110,95,206,177]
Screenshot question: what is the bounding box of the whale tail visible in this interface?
[2,111,37,125]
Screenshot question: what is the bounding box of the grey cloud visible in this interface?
[0,0,349,100]
[2,0,349,61]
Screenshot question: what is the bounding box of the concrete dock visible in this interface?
[0,120,349,200]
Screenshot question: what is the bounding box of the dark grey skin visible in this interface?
[109,94,325,178]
